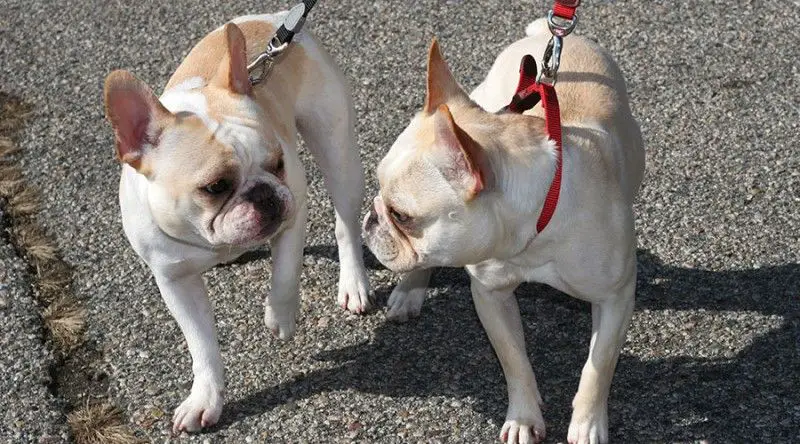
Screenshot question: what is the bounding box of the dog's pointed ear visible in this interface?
[424,39,469,113]
[432,104,492,199]
[212,23,252,95]
[104,70,173,170]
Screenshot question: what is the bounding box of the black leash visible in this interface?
[247,0,319,85]
[275,0,317,45]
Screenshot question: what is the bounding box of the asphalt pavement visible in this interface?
[0,0,798,442]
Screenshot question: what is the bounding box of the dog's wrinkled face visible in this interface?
[104,24,293,248]
[363,40,498,273]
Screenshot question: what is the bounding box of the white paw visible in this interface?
[172,383,223,434]
[567,406,608,444]
[500,418,546,444]
[264,299,298,340]
[386,284,426,322]
[337,264,371,313]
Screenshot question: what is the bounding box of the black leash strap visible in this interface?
[275,0,317,45]
[247,0,319,85]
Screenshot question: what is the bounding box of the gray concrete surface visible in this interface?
[1,0,798,442]
[0,210,69,444]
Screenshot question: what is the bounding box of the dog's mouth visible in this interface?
[362,215,424,273]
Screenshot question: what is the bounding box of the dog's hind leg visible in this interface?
[296,43,371,313]
[567,282,635,444]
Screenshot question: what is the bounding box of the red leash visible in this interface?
[552,0,580,21]
[505,0,579,233]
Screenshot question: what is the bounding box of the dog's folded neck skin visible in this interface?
[447,100,560,258]
[424,37,560,255]
[423,38,561,255]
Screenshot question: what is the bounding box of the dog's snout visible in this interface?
[244,183,282,221]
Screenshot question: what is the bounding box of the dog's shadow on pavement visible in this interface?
[222,249,799,442]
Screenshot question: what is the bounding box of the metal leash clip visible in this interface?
[247,37,289,85]
[247,2,309,85]
[537,9,578,85]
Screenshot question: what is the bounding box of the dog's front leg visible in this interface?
[264,200,308,340]
[567,284,635,444]
[386,268,432,322]
[471,278,545,444]
[153,273,224,433]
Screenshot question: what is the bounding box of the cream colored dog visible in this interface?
[363,19,644,444]
[103,13,370,433]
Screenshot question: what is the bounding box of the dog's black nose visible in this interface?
[244,183,282,222]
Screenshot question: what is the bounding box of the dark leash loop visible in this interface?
[275,0,317,45]
[247,0,319,86]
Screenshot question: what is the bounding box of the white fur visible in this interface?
[114,14,370,433]
[364,19,644,444]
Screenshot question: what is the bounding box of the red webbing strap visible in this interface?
[535,83,562,233]
[506,55,540,113]
[553,0,580,20]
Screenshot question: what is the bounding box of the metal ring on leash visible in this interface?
[538,9,577,85]
[547,9,578,37]
[247,37,290,85]
[537,35,563,85]
[247,0,317,86]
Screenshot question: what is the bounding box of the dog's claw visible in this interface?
[264,298,297,341]
[337,263,371,314]
[567,405,608,444]
[500,419,546,444]
[171,384,222,434]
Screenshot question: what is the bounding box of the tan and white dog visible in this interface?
[363,19,644,444]
[103,13,371,433]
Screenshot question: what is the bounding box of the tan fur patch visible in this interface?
[152,115,239,195]
[534,37,628,125]
[165,19,312,146]
[167,21,274,89]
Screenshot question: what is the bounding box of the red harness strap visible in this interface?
[505,55,563,233]
[535,83,562,233]
[553,0,580,21]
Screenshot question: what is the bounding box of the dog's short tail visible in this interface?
[525,18,549,36]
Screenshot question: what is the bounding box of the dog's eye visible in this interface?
[203,179,231,195]
[389,207,412,225]
[274,158,284,173]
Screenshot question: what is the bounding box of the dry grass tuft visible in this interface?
[43,295,86,351]
[67,403,143,444]
[36,261,73,302]
[0,94,32,134]
[0,136,19,160]
[0,165,24,197]
[7,184,39,216]
[11,222,58,264]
